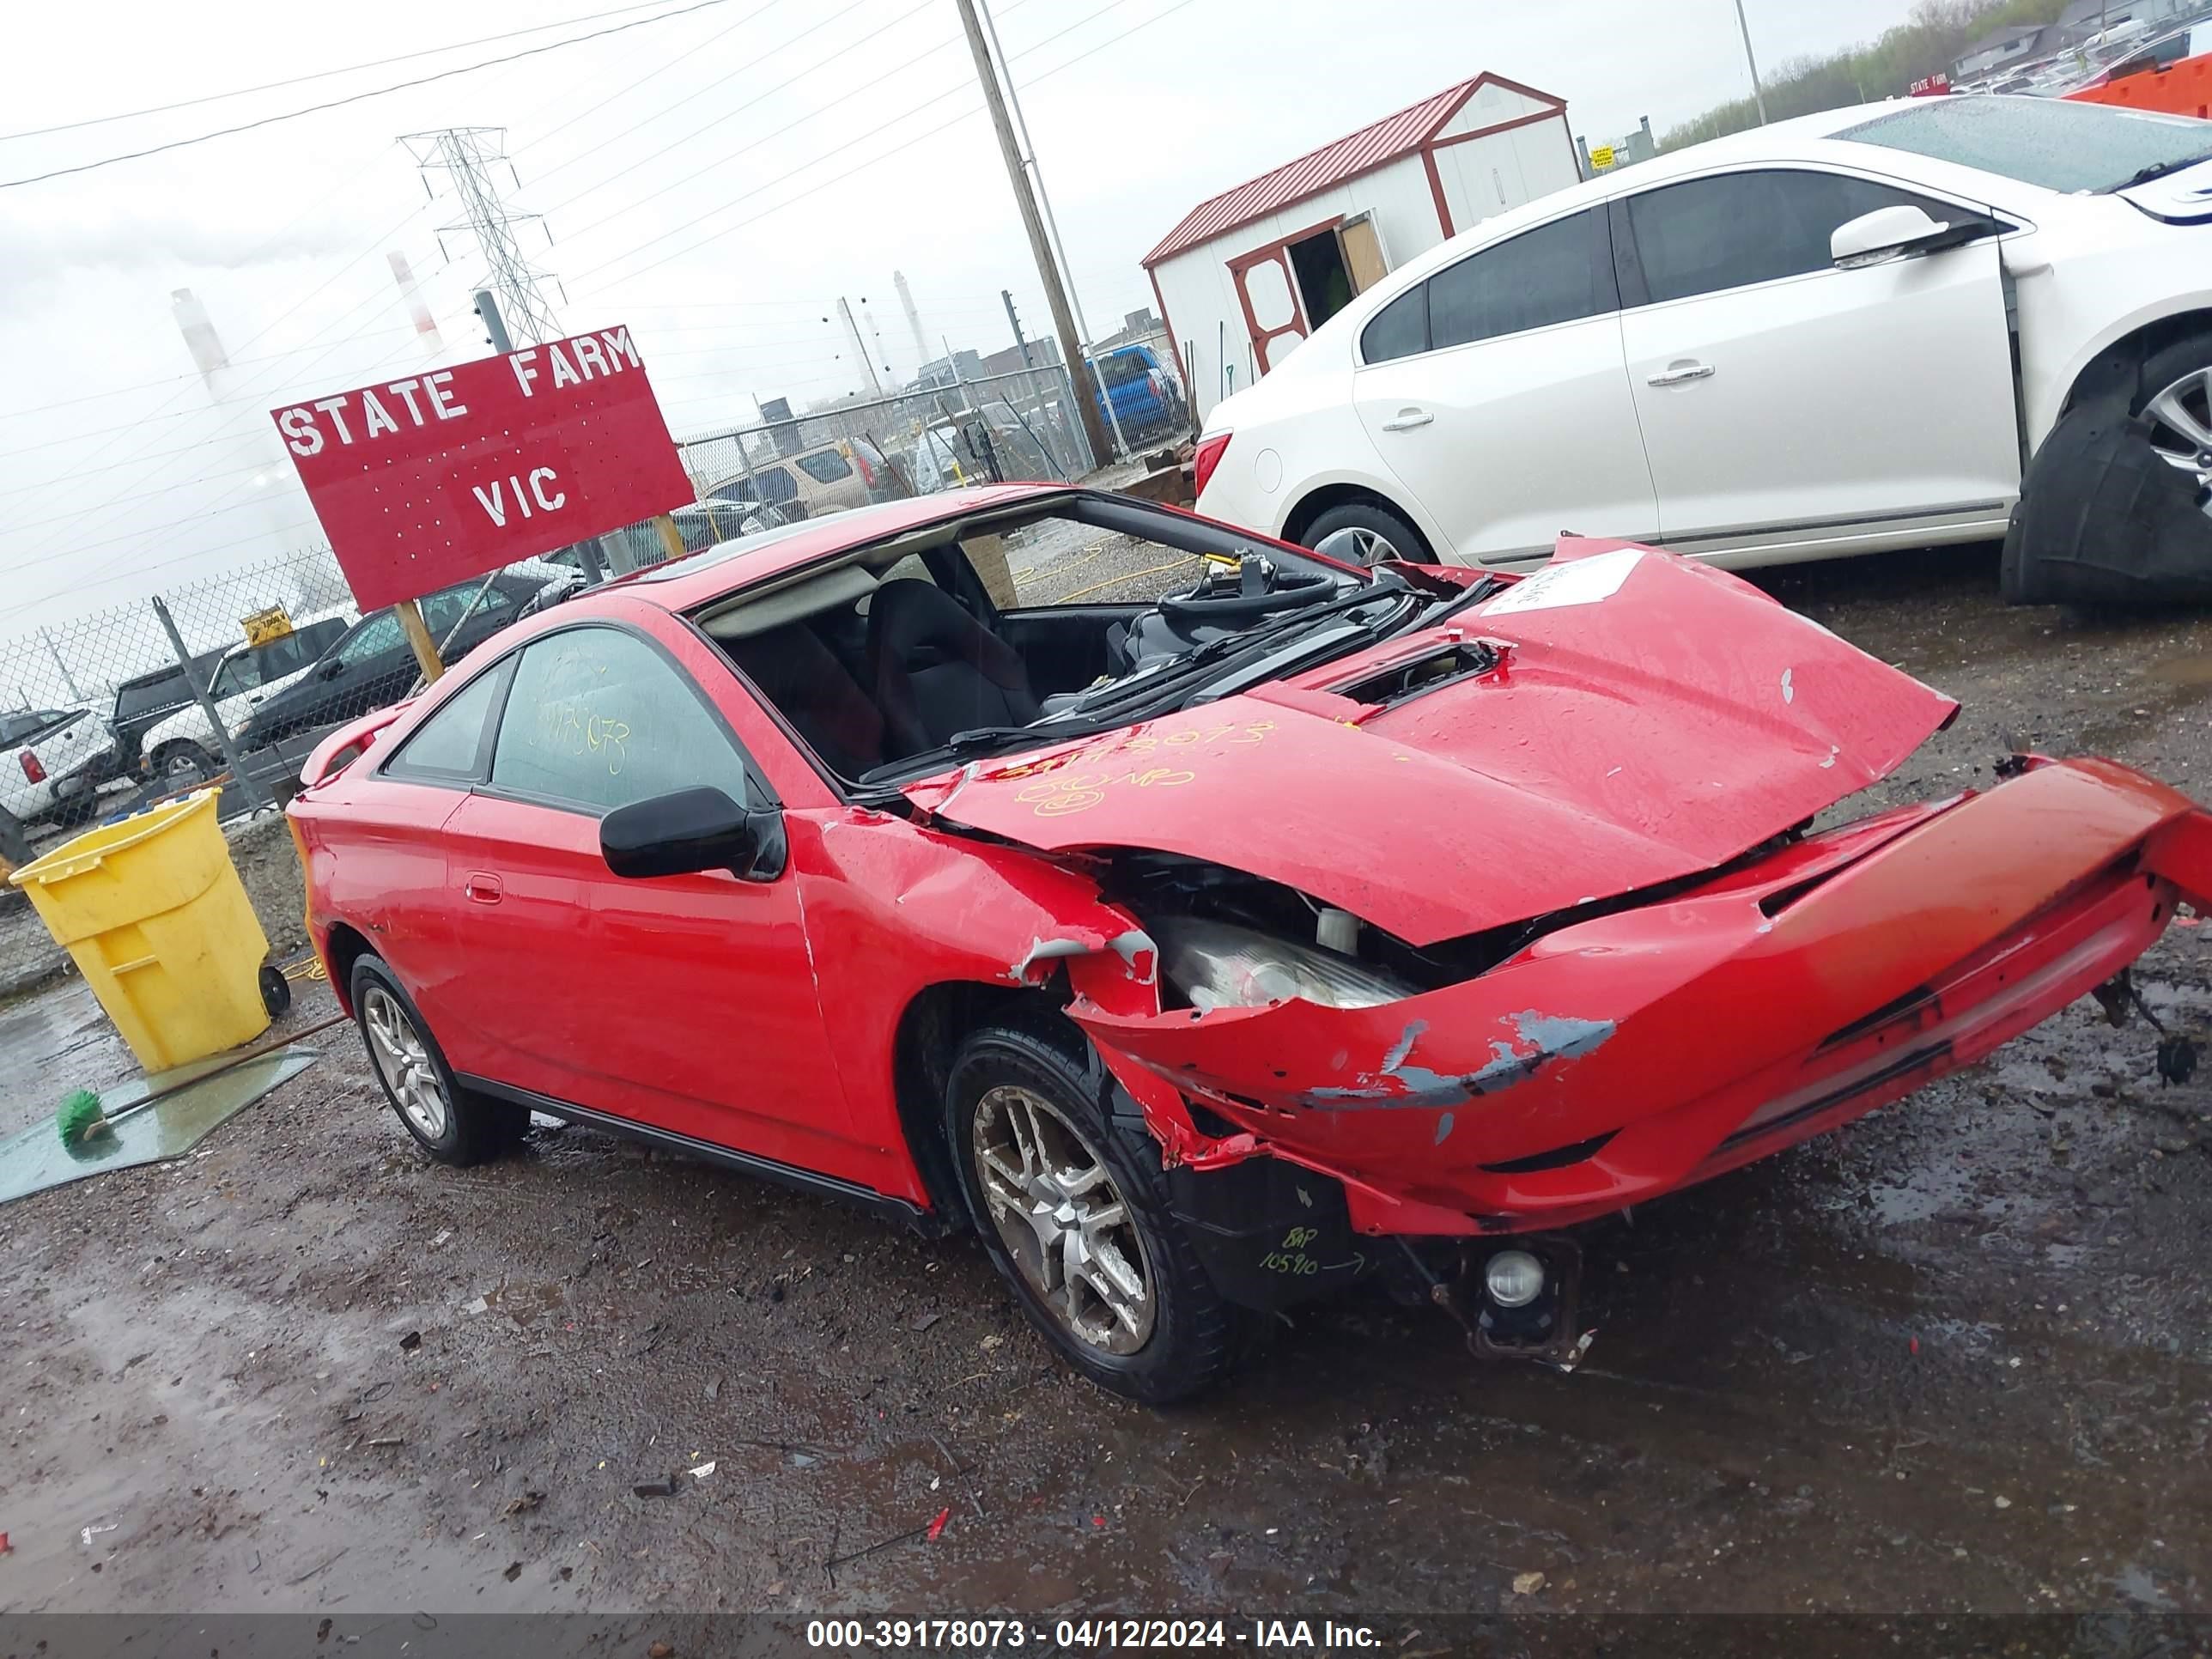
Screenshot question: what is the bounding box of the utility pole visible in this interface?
[402,127,562,346]
[953,0,1114,471]
[1002,290,1034,368]
[837,296,884,397]
[973,0,1129,462]
[1732,0,1770,125]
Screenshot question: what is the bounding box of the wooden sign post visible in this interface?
[393,599,446,684]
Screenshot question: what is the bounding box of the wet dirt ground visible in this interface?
[3,542,2209,1630]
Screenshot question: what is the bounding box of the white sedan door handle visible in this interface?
[1648,360,1717,387]
[1380,408,1435,431]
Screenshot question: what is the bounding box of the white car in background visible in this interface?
[1194,96,2212,576]
[0,705,108,825]
[139,605,355,787]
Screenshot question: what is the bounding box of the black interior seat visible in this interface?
[866,579,1040,757]
[722,622,884,775]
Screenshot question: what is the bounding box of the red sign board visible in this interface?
[270,325,692,611]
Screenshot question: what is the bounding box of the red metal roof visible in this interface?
[1141,74,1565,269]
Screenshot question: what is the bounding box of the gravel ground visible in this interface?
[3,542,2210,1631]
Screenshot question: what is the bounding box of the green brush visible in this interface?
[57,1088,112,1147]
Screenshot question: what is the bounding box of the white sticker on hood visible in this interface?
[1477,547,1644,616]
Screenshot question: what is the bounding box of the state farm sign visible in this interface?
[271,325,693,610]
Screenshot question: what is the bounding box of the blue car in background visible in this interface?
[1088,343,1188,444]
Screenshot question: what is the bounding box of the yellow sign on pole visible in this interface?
[1589,144,1617,171]
[240,605,294,647]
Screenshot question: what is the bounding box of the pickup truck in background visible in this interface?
[1089,343,1188,445]
[1,705,110,826]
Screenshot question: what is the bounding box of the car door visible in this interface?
[1351,207,1660,564]
[434,619,849,1171]
[295,611,408,733]
[1612,166,2020,554]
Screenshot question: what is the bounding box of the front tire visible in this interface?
[1300,500,1434,566]
[152,742,216,789]
[2132,331,2212,486]
[945,1014,1236,1403]
[351,955,526,1166]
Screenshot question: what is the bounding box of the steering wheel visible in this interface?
[1156,561,1336,623]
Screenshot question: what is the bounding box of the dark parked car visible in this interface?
[106,650,226,776]
[239,572,562,751]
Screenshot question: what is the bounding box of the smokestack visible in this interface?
[171,289,228,386]
[389,251,445,352]
[894,270,930,370]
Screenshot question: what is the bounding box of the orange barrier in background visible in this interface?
[2068,55,2212,118]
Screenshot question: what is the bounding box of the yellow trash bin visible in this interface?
[8,791,272,1071]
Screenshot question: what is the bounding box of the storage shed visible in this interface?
[1143,74,1578,421]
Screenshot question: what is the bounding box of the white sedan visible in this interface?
[1194,96,2212,577]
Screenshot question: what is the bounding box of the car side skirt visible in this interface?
[458,1075,942,1233]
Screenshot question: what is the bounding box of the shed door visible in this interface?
[1229,246,1308,380]
[1341,216,1389,291]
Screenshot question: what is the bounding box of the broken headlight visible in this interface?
[1152,916,1415,1013]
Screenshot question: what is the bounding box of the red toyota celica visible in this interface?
[289,485,2212,1401]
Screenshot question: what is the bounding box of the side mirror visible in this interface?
[317,659,345,681]
[601,786,782,881]
[1832,204,1952,268]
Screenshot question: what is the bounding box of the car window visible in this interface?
[1426,210,1614,350]
[218,620,348,697]
[1359,284,1430,364]
[421,581,514,636]
[1626,169,1963,305]
[748,465,798,502]
[0,713,33,744]
[1098,354,1150,388]
[489,627,753,815]
[1838,96,2212,194]
[796,450,853,484]
[384,659,513,783]
[335,612,404,669]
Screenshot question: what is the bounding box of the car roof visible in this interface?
[608,483,1058,611]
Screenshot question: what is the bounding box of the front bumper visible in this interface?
[1073,759,2212,1237]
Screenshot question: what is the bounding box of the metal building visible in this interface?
[1142,74,1577,421]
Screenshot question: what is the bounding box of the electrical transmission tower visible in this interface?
[399,127,563,347]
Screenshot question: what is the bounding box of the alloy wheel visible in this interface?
[163,748,210,786]
[971,1085,1156,1355]
[2142,365,2212,487]
[363,987,450,1140]
[1340,527,1400,564]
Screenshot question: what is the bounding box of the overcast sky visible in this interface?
[0,0,1920,649]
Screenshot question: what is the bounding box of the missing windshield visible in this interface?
[690,497,1405,789]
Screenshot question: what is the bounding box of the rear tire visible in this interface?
[350,955,526,1166]
[1300,501,1435,565]
[945,1012,1237,1404]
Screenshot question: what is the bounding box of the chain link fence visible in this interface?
[0,543,584,854]
[672,362,1098,520]
[0,362,1164,860]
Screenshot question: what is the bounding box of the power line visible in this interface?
[0,0,715,145]
[527,0,934,203]
[0,0,740,191]
[519,0,800,161]
[575,0,1198,293]
[0,325,425,431]
[544,0,1050,241]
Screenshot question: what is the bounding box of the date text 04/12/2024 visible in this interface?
[804,1619,1383,1650]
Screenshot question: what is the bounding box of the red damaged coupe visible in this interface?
[291,485,2212,1401]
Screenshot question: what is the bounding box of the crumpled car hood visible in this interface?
[902,542,1956,946]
